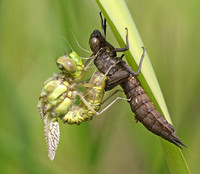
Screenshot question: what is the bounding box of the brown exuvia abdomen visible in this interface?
[121,75,186,148]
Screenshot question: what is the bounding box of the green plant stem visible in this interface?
[96,0,191,173]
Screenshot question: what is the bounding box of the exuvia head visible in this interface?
[89,30,104,53]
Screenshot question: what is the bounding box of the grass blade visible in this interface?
[96,0,191,173]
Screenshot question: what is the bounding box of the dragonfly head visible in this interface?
[89,30,104,53]
[56,51,84,78]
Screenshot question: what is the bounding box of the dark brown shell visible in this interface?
[121,75,186,148]
[90,27,186,148]
[91,42,186,148]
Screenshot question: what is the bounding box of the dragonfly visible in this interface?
[38,51,123,160]
[89,12,186,148]
[38,51,107,160]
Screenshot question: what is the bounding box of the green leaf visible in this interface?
[96,0,191,173]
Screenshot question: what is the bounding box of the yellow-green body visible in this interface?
[38,73,77,120]
[38,71,106,124]
[38,51,106,160]
[61,72,106,124]
[38,51,86,160]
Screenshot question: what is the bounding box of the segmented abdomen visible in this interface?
[80,72,106,113]
[121,75,185,148]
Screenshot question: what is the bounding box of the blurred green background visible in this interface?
[0,0,199,173]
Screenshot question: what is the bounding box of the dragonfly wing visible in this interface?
[38,97,45,121]
[43,113,60,160]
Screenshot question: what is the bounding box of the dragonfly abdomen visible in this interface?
[121,75,186,148]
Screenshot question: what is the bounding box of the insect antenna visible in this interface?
[65,29,93,54]
[61,36,74,55]
[61,33,91,60]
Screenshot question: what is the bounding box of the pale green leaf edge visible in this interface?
[96,0,190,174]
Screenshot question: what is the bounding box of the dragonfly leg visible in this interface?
[113,28,129,52]
[77,70,105,88]
[76,79,97,88]
[97,97,130,115]
[84,48,106,69]
[120,46,145,77]
[95,58,122,86]
[77,50,104,81]
[77,61,115,88]
[83,54,95,69]
[101,89,124,105]
[76,88,127,116]
[100,12,107,39]
[76,91,99,115]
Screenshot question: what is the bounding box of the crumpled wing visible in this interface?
[37,97,45,121]
[43,113,60,160]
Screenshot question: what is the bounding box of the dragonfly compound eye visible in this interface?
[56,55,77,73]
